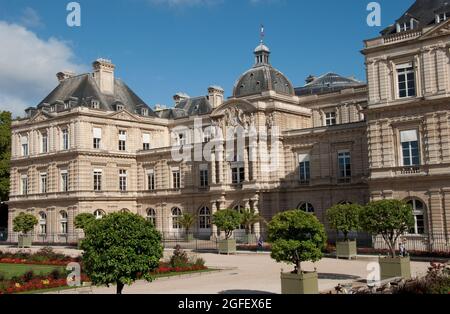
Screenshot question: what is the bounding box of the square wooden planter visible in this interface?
[336,241,357,260]
[18,235,32,248]
[218,239,237,255]
[281,272,319,294]
[379,256,411,280]
[185,233,194,242]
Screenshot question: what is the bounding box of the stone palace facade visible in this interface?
[6,0,450,247]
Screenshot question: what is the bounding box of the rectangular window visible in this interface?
[338,151,351,182]
[203,128,212,143]
[61,170,69,192]
[147,170,155,191]
[93,128,102,149]
[231,166,245,185]
[21,136,29,157]
[400,130,420,166]
[93,170,102,191]
[298,154,311,184]
[40,173,47,194]
[21,175,28,195]
[199,164,209,188]
[41,133,48,154]
[397,64,416,98]
[172,170,181,189]
[177,133,186,146]
[119,130,127,151]
[325,112,337,126]
[62,129,69,150]
[143,133,151,151]
[119,169,127,191]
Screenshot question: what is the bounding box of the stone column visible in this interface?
[210,200,218,240]
[249,140,258,182]
[442,188,450,240]
[252,197,261,239]
[211,149,216,185]
[217,142,224,184]
[429,189,445,235]
[244,146,249,182]
[8,209,16,242]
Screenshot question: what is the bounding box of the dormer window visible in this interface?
[397,22,411,32]
[91,100,100,109]
[64,102,70,110]
[396,18,417,33]
[50,105,56,112]
[436,12,448,23]
[116,104,124,111]
[141,108,148,116]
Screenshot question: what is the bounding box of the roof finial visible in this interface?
[260,24,265,44]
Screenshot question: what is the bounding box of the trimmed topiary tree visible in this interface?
[360,200,414,258]
[74,213,96,231]
[13,213,38,248]
[81,212,163,294]
[268,210,327,294]
[326,204,362,241]
[212,209,243,254]
[212,209,242,240]
[360,199,415,280]
[268,210,327,273]
[13,212,38,234]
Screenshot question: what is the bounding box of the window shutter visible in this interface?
[93,128,102,139]
[298,154,310,163]
[21,136,28,145]
[400,130,418,142]
[143,133,150,144]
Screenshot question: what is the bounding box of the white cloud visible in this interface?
[0,21,87,117]
[20,7,44,29]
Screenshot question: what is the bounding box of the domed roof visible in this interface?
[233,42,295,98]
[254,43,270,53]
[233,65,295,98]
[295,72,365,96]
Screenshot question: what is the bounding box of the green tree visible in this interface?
[13,213,38,234]
[74,213,96,230]
[268,210,327,274]
[0,111,11,202]
[326,204,362,241]
[81,212,163,294]
[241,208,265,235]
[212,209,243,240]
[360,200,414,258]
[179,212,196,235]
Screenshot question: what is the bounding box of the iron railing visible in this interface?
[1,231,448,255]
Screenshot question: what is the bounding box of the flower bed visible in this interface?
[153,264,208,275]
[0,274,90,294]
[0,257,78,266]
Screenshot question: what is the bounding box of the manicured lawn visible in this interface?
[0,263,65,279]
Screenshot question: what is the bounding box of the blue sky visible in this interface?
[0,0,414,115]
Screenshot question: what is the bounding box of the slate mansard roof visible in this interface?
[36,73,157,117]
[156,96,213,119]
[381,0,450,35]
[295,73,365,96]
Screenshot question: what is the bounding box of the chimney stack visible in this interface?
[207,86,224,109]
[173,93,190,106]
[56,71,76,82]
[92,58,115,95]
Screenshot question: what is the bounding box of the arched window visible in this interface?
[147,208,156,226]
[94,209,105,220]
[298,202,315,213]
[60,211,68,234]
[199,207,211,230]
[407,199,426,235]
[338,201,353,205]
[172,208,182,229]
[120,208,130,213]
[39,212,47,234]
